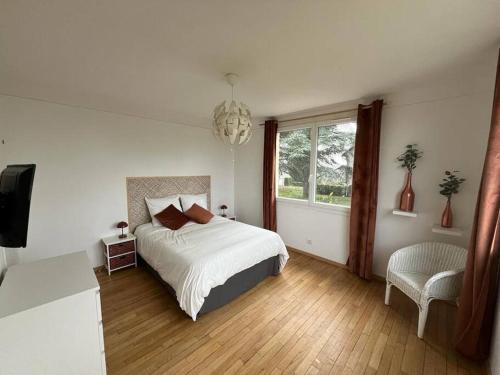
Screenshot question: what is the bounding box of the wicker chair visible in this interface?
[385,242,467,338]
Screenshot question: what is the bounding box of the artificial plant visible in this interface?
[396,144,423,172]
[439,170,466,199]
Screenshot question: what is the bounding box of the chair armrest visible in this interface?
[422,269,465,301]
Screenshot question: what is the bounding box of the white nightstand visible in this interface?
[219,215,236,221]
[101,234,137,275]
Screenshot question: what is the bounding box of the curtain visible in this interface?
[263,119,278,231]
[455,51,500,360]
[347,100,383,280]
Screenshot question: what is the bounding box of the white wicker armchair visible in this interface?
[385,242,467,338]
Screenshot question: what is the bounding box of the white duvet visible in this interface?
[135,216,289,320]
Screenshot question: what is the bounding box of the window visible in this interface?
[315,120,356,206]
[277,115,357,208]
[277,128,311,200]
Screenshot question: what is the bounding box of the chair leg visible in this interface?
[385,282,392,305]
[417,301,430,339]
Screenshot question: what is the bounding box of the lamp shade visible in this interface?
[220,204,228,210]
[213,100,252,145]
[212,73,253,145]
[117,221,128,229]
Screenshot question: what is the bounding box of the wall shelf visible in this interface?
[392,209,418,218]
[431,224,463,237]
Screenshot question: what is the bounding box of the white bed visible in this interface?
[135,216,289,320]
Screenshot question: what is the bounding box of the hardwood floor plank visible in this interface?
[96,251,487,375]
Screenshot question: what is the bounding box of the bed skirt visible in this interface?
[138,254,281,317]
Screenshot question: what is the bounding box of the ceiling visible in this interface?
[1,0,499,128]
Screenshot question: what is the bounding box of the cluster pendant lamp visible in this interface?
[212,73,253,145]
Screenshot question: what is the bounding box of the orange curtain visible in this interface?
[263,119,278,231]
[455,50,500,360]
[347,100,383,280]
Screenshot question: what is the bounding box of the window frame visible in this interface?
[276,112,357,214]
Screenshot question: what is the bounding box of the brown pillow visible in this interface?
[154,204,189,230]
[184,203,214,224]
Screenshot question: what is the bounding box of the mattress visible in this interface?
[135,216,289,320]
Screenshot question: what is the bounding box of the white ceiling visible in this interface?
[1,0,499,128]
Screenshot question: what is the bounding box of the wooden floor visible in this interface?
[96,251,487,375]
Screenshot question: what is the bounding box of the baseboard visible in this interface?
[287,246,348,269]
[286,245,386,282]
[371,274,386,282]
[92,246,387,282]
[93,265,106,274]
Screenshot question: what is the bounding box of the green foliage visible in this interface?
[278,186,305,199]
[278,124,355,199]
[278,128,311,198]
[320,193,351,206]
[283,179,303,187]
[278,186,351,206]
[282,182,349,198]
[439,170,466,198]
[316,125,355,190]
[316,184,350,197]
[396,144,423,171]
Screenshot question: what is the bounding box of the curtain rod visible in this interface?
[258,102,384,126]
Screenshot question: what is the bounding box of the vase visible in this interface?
[441,198,453,228]
[399,172,415,211]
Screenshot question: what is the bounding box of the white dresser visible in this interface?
[0,251,106,375]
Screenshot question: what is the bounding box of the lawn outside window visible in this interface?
[276,112,357,211]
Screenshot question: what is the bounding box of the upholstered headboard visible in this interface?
[126,176,211,232]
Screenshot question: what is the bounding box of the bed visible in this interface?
[127,176,289,320]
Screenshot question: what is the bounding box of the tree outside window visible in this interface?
[315,121,356,206]
[277,118,356,207]
[277,128,311,199]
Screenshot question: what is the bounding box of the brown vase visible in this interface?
[399,172,415,211]
[441,198,453,228]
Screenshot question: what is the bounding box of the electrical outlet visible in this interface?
[306,239,312,245]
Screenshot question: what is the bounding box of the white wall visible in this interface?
[372,86,492,275]
[235,55,497,276]
[234,128,264,227]
[0,95,235,267]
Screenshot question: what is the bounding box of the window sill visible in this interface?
[276,197,350,216]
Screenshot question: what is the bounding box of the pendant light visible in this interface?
[212,73,252,145]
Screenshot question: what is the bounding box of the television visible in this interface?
[0,164,36,248]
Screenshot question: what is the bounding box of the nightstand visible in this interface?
[220,215,236,221]
[102,234,137,275]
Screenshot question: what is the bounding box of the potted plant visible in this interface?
[439,170,466,228]
[396,144,423,211]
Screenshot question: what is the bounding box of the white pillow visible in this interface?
[180,193,208,212]
[145,195,182,227]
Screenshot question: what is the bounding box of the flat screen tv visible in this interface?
[0,164,36,248]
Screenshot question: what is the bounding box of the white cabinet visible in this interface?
[0,251,106,375]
